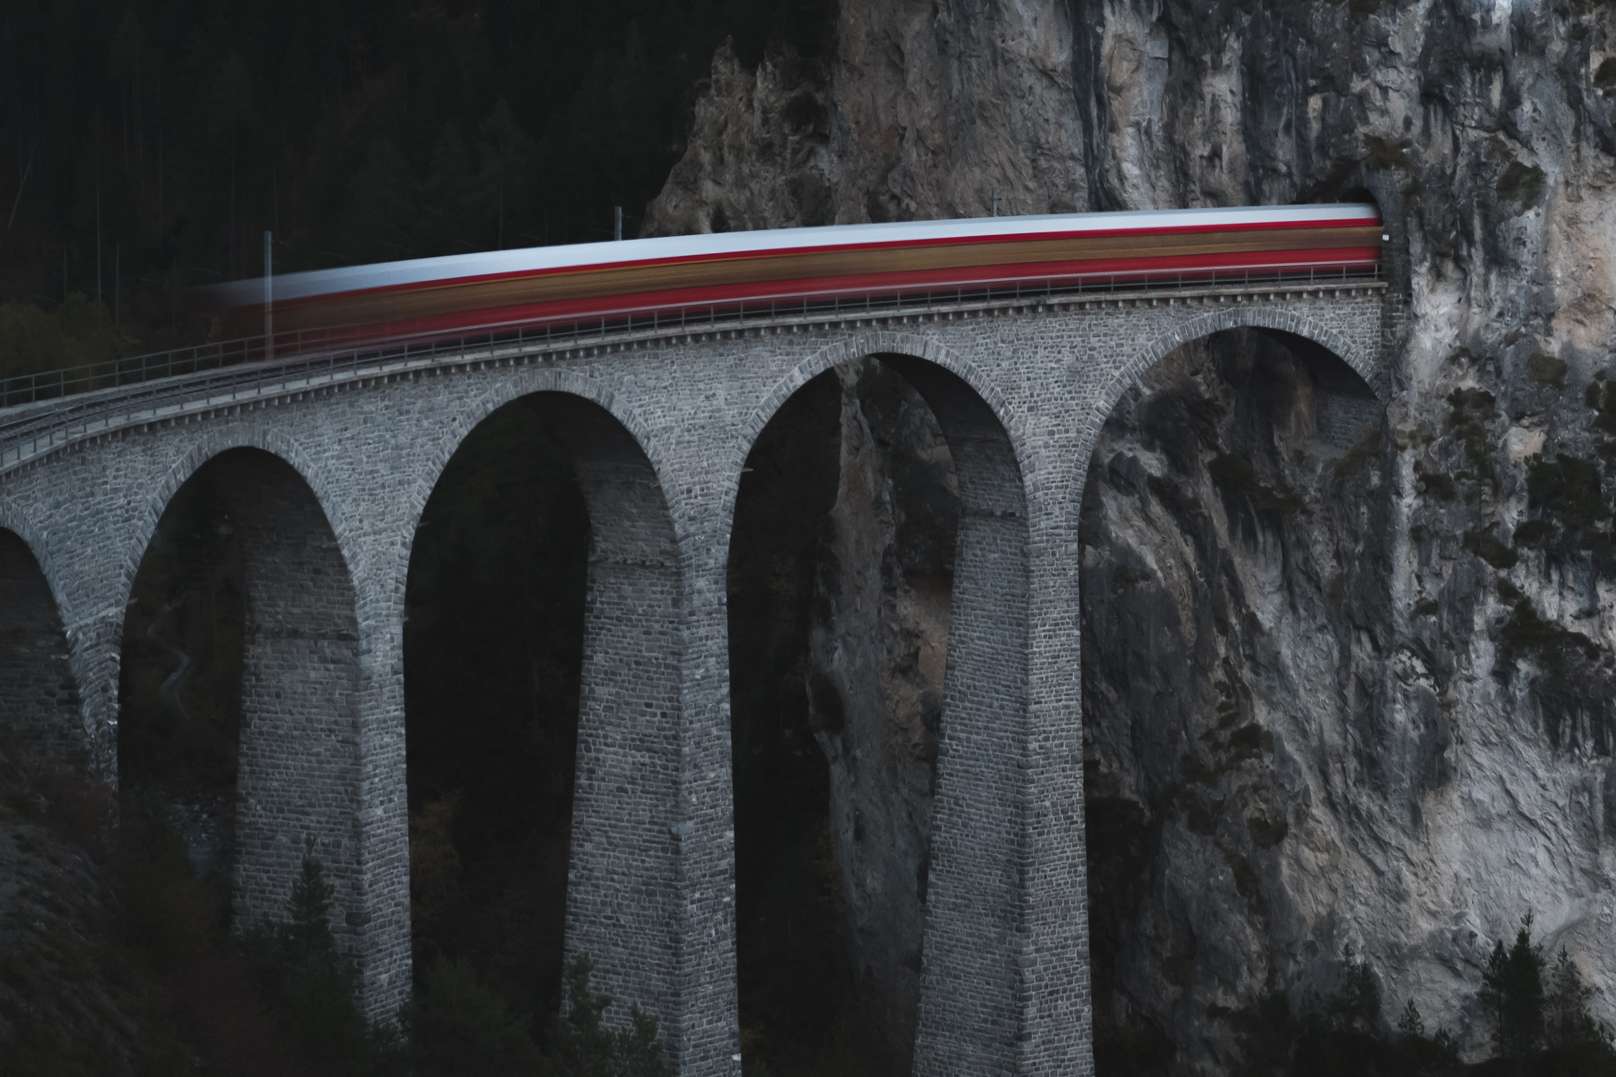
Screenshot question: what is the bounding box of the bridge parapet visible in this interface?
[1,278,1384,479]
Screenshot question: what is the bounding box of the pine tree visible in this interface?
[1329,957,1382,1035]
[477,99,540,249]
[611,1009,670,1077]
[1479,912,1546,1061]
[285,836,336,961]
[343,137,419,262]
[1397,998,1425,1040]
[422,125,477,255]
[1544,945,1615,1068]
[546,955,673,1077]
[550,954,614,1072]
[412,956,542,1075]
[1480,938,1509,1055]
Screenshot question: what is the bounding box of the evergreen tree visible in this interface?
[1329,956,1382,1036]
[1543,946,1616,1071]
[422,124,478,254]
[1481,938,1510,1054]
[478,98,540,249]
[550,954,616,1073]
[256,842,406,1073]
[1397,998,1424,1040]
[285,836,337,961]
[1391,999,1460,1077]
[1479,912,1546,1061]
[411,955,543,1075]
[343,136,419,263]
[547,954,673,1077]
[609,1009,669,1077]
[1547,947,1595,1048]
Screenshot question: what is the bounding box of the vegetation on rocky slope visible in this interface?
[0,734,673,1075]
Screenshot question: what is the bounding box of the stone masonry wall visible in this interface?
[877,357,1029,1075]
[0,284,1385,1074]
[550,397,684,1043]
[223,450,364,947]
[0,529,82,765]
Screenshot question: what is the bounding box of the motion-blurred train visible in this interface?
[211,203,1383,345]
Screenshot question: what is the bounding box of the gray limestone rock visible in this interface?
[646,0,1616,1067]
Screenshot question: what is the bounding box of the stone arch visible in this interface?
[121,439,364,951]
[1077,305,1381,509]
[723,330,1029,547]
[0,498,84,766]
[0,496,67,622]
[402,367,677,555]
[402,384,683,1043]
[724,334,1031,1075]
[1072,304,1389,1075]
[131,427,359,606]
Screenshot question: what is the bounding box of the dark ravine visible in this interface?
[1080,330,1396,1068]
[648,0,1616,1068]
[805,361,957,1072]
[727,359,959,1072]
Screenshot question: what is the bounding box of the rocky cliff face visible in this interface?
[806,362,957,1072]
[649,0,1616,1069]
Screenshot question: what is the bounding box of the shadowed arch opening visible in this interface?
[404,390,680,1054]
[119,446,362,941]
[1080,326,1388,1074]
[0,529,81,765]
[728,351,1027,1076]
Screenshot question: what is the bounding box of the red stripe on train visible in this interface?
[273,216,1382,306]
[296,246,1377,346]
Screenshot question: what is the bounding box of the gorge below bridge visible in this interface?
[0,266,1398,1075]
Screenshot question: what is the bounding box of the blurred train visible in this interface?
[210,203,1383,346]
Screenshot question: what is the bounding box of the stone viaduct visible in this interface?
[0,273,1393,1075]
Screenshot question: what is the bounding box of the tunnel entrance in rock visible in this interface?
[404,396,591,1043]
[728,357,963,1076]
[1080,327,1386,1074]
[0,529,80,767]
[119,447,361,942]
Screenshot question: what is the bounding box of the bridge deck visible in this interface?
[1,277,1382,475]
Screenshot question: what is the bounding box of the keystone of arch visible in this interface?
[401,367,679,548]
[720,329,1032,547]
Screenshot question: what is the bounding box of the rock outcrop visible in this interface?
[650,0,1616,1068]
[805,362,957,1073]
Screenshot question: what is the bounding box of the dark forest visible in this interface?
[0,0,831,364]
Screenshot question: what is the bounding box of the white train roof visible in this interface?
[219,203,1380,304]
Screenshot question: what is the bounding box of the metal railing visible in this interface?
[0,263,1382,471]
